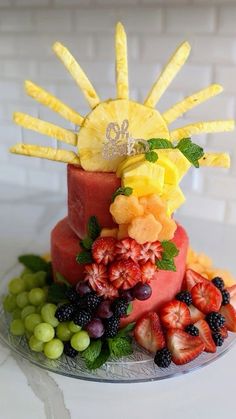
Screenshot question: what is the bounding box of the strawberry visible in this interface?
[166,328,205,365]
[140,261,157,283]
[220,325,228,339]
[134,312,166,353]
[139,241,163,264]
[84,263,118,299]
[191,282,222,314]
[115,238,141,262]
[189,305,205,323]
[226,284,236,311]
[160,300,191,330]
[92,237,117,265]
[195,319,216,353]
[183,269,208,291]
[109,259,141,290]
[220,304,236,332]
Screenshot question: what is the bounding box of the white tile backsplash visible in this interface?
[0,0,235,224]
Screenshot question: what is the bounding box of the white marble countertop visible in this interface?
[0,183,236,419]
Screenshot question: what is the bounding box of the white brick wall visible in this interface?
[0,0,236,225]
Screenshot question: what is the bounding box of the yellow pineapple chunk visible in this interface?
[110,195,144,225]
[199,153,230,168]
[10,144,80,165]
[157,149,191,180]
[161,185,186,215]
[100,228,118,238]
[122,161,165,197]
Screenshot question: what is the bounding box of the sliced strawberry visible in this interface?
[183,269,208,291]
[84,263,118,299]
[220,325,228,339]
[109,259,141,290]
[134,312,166,353]
[92,237,117,265]
[220,304,236,332]
[115,238,141,262]
[139,241,163,264]
[160,300,191,330]
[191,282,222,314]
[189,305,205,323]
[226,284,236,311]
[195,319,216,353]
[166,328,205,365]
[140,262,157,283]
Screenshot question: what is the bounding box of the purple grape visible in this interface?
[76,281,91,296]
[132,283,152,301]
[119,289,134,302]
[85,318,105,338]
[96,300,113,319]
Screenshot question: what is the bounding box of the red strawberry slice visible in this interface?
[140,261,157,283]
[166,328,205,365]
[160,300,191,330]
[220,304,236,332]
[195,319,216,353]
[220,325,228,339]
[183,269,208,291]
[115,238,141,262]
[189,305,205,323]
[226,284,236,311]
[84,263,118,299]
[92,237,117,265]
[134,312,166,353]
[139,241,163,264]
[109,259,141,290]
[191,282,222,314]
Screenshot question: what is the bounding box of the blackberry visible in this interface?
[221,289,230,305]
[205,312,225,332]
[175,291,192,306]
[105,315,120,338]
[55,303,75,322]
[185,324,199,336]
[112,298,129,318]
[212,332,224,347]
[65,287,79,303]
[73,309,92,327]
[83,292,102,311]
[212,277,225,291]
[154,348,172,368]
[64,341,78,358]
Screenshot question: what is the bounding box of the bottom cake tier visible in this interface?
[51,217,189,325]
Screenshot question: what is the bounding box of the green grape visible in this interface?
[56,323,72,342]
[12,308,22,319]
[16,291,29,309]
[3,294,17,312]
[36,303,45,314]
[21,305,36,319]
[68,321,82,333]
[24,313,42,333]
[20,267,32,278]
[29,335,44,352]
[25,330,33,340]
[10,319,25,336]
[34,323,55,343]
[71,331,90,352]
[8,277,26,295]
[44,338,64,360]
[34,271,47,287]
[24,274,39,291]
[41,303,59,327]
[28,288,46,306]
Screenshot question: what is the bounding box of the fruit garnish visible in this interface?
[128,213,162,244]
[194,319,216,353]
[100,228,118,239]
[140,262,157,283]
[111,186,133,202]
[220,325,228,339]
[154,347,172,368]
[139,241,163,264]
[117,224,129,240]
[220,304,236,332]
[132,282,152,301]
[115,238,142,262]
[110,195,144,225]
[212,333,224,347]
[109,259,141,290]
[212,276,225,291]
[92,237,117,265]
[166,328,205,365]
[122,161,165,197]
[221,289,230,306]
[84,263,118,299]
[183,269,208,291]
[185,324,199,336]
[191,282,222,314]
[226,284,236,311]
[176,290,192,306]
[160,300,191,330]
[134,312,166,353]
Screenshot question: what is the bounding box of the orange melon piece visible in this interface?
[117,224,129,240]
[110,195,144,224]
[158,216,177,241]
[100,228,118,238]
[128,213,162,244]
[139,194,166,218]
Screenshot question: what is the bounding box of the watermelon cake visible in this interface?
[3,22,236,370]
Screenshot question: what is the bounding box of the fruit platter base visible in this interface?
[1,266,235,383]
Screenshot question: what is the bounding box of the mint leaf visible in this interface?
[80,236,94,250]
[176,138,204,168]
[47,283,68,303]
[117,322,136,337]
[161,241,179,259]
[126,302,133,316]
[82,339,102,366]
[111,186,133,203]
[55,272,70,287]
[156,258,177,272]
[148,138,174,150]
[84,342,110,370]
[145,151,158,162]
[76,251,93,264]
[18,254,49,273]
[108,336,133,358]
[87,216,101,241]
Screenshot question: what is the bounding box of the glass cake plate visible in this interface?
[0,265,235,383]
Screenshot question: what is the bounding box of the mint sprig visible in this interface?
[18,254,49,273]
[117,322,136,337]
[161,241,179,259]
[145,150,158,163]
[83,341,110,370]
[175,138,204,168]
[76,251,93,265]
[47,283,69,303]
[87,216,101,241]
[76,216,101,265]
[148,138,174,150]
[80,236,94,250]
[156,258,177,272]
[111,186,133,203]
[108,336,132,358]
